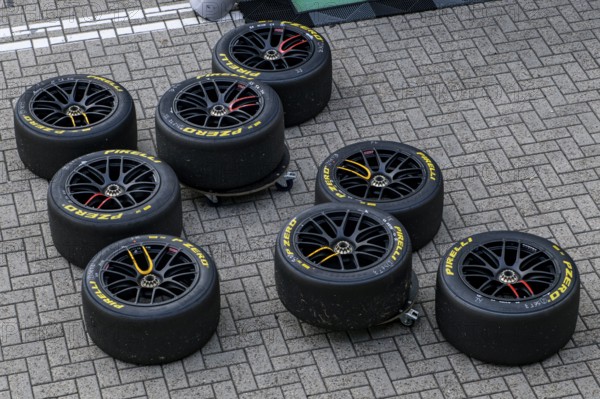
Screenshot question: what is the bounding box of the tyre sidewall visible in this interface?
[156,73,282,145]
[82,235,218,319]
[48,150,180,225]
[212,21,330,83]
[438,231,579,314]
[15,74,134,137]
[316,141,443,215]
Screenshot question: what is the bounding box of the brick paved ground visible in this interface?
[0,0,599,397]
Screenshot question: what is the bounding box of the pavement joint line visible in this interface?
[0,2,242,53]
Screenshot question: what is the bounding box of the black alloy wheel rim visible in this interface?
[174,79,263,129]
[99,242,200,305]
[459,240,560,300]
[294,209,393,271]
[30,80,117,129]
[230,26,313,71]
[66,156,159,211]
[334,148,426,202]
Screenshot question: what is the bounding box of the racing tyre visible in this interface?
[15,74,137,180]
[275,203,413,330]
[48,150,182,268]
[83,235,220,364]
[436,231,580,365]
[315,141,443,251]
[156,73,286,191]
[212,21,332,127]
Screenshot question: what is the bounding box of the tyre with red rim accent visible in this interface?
[155,73,286,191]
[15,75,137,180]
[82,235,220,365]
[48,150,182,268]
[436,231,580,365]
[315,141,444,250]
[212,21,332,127]
[275,203,413,330]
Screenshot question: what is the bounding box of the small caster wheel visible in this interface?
[275,172,296,192]
[399,309,419,327]
[204,194,219,206]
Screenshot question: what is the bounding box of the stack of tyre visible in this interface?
[155,21,333,201]
[15,75,220,365]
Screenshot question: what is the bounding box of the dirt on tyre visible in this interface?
[82,235,220,364]
[436,231,580,365]
[48,149,182,268]
[156,73,286,192]
[275,203,413,330]
[212,21,332,127]
[15,74,137,180]
[315,141,443,251]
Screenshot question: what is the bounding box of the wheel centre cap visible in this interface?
[264,49,281,61]
[498,269,519,284]
[371,175,390,188]
[140,274,160,288]
[210,104,228,117]
[66,105,84,116]
[104,184,124,197]
[334,240,353,255]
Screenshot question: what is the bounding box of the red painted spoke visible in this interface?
[84,193,104,206]
[519,280,534,296]
[507,284,520,298]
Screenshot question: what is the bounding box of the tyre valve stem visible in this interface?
[128,246,154,276]
[337,159,372,180]
[307,246,339,264]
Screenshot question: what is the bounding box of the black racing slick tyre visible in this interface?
[15,74,137,180]
[315,141,444,251]
[48,150,182,268]
[155,73,286,192]
[212,21,332,127]
[82,235,220,365]
[436,231,580,365]
[275,203,413,330]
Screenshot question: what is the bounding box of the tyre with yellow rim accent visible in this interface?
[315,141,444,251]
[155,73,286,191]
[212,21,332,127]
[15,74,137,180]
[48,150,182,268]
[436,231,580,365]
[275,203,414,330]
[82,235,220,365]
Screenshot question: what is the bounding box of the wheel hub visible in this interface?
[334,240,353,255]
[264,49,281,61]
[66,105,84,116]
[498,269,519,284]
[104,184,124,197]
[371,175,390,188]
[140,274,160,288]
[210,104,228,117]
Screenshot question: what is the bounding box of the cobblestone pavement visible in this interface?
[0,0,599,397]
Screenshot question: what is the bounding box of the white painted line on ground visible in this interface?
[0,2,242,53]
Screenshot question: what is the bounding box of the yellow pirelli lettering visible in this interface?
[218,54,261,77]
[549,260,574,301]
[283,218,297,248]
[90,281,125,309]
[445,237,473,276]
